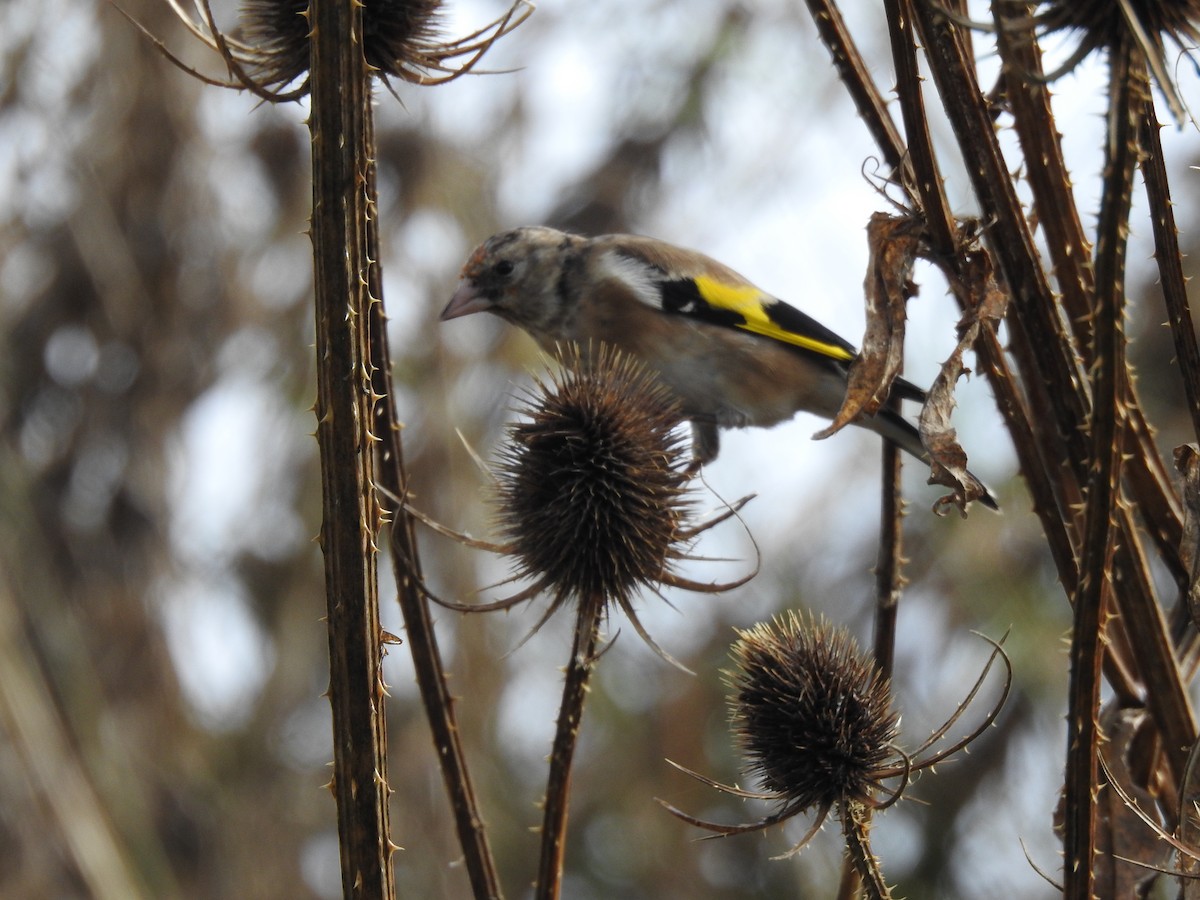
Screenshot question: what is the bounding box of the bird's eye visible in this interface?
[494,260,515,277]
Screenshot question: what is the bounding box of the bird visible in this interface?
[442,225,997,510]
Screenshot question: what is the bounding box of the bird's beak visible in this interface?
[441,281,493,320]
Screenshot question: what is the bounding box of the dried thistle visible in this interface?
[730,614,899,815]
[137,0,532,102]
[994,0,1200,121]
[660,613,1010,898]
[485,343,751,894]
[1028,0,1200,60]
[406,342,754,659]
[496,344,758,649]
[495,343,690,599]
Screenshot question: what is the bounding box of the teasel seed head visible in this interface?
[1033,0,1200,46]
[727,612,899,813]
[158,0,531,100]
[242,0,460,90]
[661,619,1007,875]
[493,343,691,611]
[1021,0,1200,120]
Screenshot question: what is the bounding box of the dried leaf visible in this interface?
[820,213,921,437]
[919,237,1007,513]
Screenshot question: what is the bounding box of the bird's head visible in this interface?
[441,226,583,339]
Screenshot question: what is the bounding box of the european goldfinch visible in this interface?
[442,226,997,510]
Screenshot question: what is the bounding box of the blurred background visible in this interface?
[3,0,1199,896]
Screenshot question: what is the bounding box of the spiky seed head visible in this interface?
[1036,0,1200,42]
[238,0,517,92]
[240,0,312,89]
[727,612,899,812]
[1030,0,1200,89]
[494,344,691,607]
[361,0,445,75]
[1018,0,1200,123]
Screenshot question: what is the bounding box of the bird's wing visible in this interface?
[597,236,926,402]
[657,275,857,362]
[597,237,853,359]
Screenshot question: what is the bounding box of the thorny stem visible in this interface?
[790,0,1200,893]
[1002,16,1199,624]
[536,596,603,900]
[801,0,911,187]
[842,800,891,900]
[364,126,503,897]
[991,0,1195,772]
[1112,510,1196,803]
[839,384,904,900]
[1063,36,1141,900]
[912,5,1093,472]
[1139,85,1200,448]
[308,0,394,895]
[882,0,954,253]
[1140,80,1200,652]
[873,433,903,684]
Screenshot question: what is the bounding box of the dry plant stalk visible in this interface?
[127,0,531,896]
[306,1,395,895]
[802,0,1200,893]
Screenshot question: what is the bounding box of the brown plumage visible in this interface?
[443,226,997,509]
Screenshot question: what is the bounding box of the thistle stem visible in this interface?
[842,800,892,900]
[536,595,603,900]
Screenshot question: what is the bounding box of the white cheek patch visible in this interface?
[596,250,663,310]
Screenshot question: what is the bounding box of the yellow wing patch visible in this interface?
[692,275,855,362]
